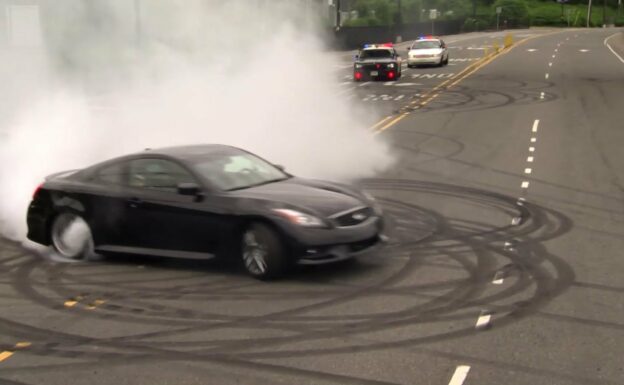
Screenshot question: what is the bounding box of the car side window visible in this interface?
[95,163,127,185]
[128,158,196,193]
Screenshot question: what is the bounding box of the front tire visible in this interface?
[241,223,289,280]
[50,213,94,259]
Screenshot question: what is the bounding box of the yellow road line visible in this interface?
[369,115,393,131]
[375,113,409,134]
[64,300,77,307]
[0,351,14,362]
[372,29,568,133]
[14,342,31,349]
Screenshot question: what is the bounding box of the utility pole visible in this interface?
[336,0,341,30]
[397,0,403,25]
[587,0,593,27]
[602,0,607,26]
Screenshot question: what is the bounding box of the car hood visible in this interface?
[228,179,365,218]
[409,48,443,55]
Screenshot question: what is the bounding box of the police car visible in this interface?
[406,36,449,67]
[353,43,402,82]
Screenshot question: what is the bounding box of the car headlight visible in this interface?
[273,209,326,228]
[387,63,395,68]
[355,64,363,69]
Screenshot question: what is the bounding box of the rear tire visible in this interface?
[241,223,289,280]
[50,213,94,260]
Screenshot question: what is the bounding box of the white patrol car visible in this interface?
[406,36,449,67]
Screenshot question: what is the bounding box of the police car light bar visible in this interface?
[418,35,435,40]
[363,43,394,48]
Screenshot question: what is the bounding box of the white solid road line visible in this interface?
[532,119,540,132]
[448,366,471,385]
[604,33,624,64]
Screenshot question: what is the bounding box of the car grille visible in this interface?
[334,207,374,227]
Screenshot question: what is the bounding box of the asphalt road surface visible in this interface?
[1,28,623,385]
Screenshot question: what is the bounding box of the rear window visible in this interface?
[360,49,393,59]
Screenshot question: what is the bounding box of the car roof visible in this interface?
[140,144,244,161]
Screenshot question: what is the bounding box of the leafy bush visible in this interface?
[462,17,491,31]
[492,0,530,27]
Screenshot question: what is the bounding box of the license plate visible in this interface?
[370,71,379,76]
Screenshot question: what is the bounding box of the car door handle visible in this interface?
[128,198,142,208]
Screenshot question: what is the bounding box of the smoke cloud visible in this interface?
[0,0,394,241]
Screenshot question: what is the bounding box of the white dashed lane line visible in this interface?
[545,73,549,79]
[521,181,530,189]
[527,156,534,162]
[448,365,471,385]
[475,312,492,329]
[532,119,539,132]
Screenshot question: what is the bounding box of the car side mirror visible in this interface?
[177,182,201,197]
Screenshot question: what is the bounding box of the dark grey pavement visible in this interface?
[1,29,623,385]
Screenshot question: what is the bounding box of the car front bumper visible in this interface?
[274,216,387,264]
[408,56,442,65]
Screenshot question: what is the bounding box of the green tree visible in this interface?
[403,0,424,22]
[492,0,530,27]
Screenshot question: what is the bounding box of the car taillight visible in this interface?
[388,71,395,79]
[355,72,362,80]
[33,183,43,199]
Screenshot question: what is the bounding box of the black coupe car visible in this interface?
[27,145,385,279]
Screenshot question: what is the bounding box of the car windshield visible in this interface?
[191,151,289,191]
[359,49,393,59]
[411,41,441,49]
